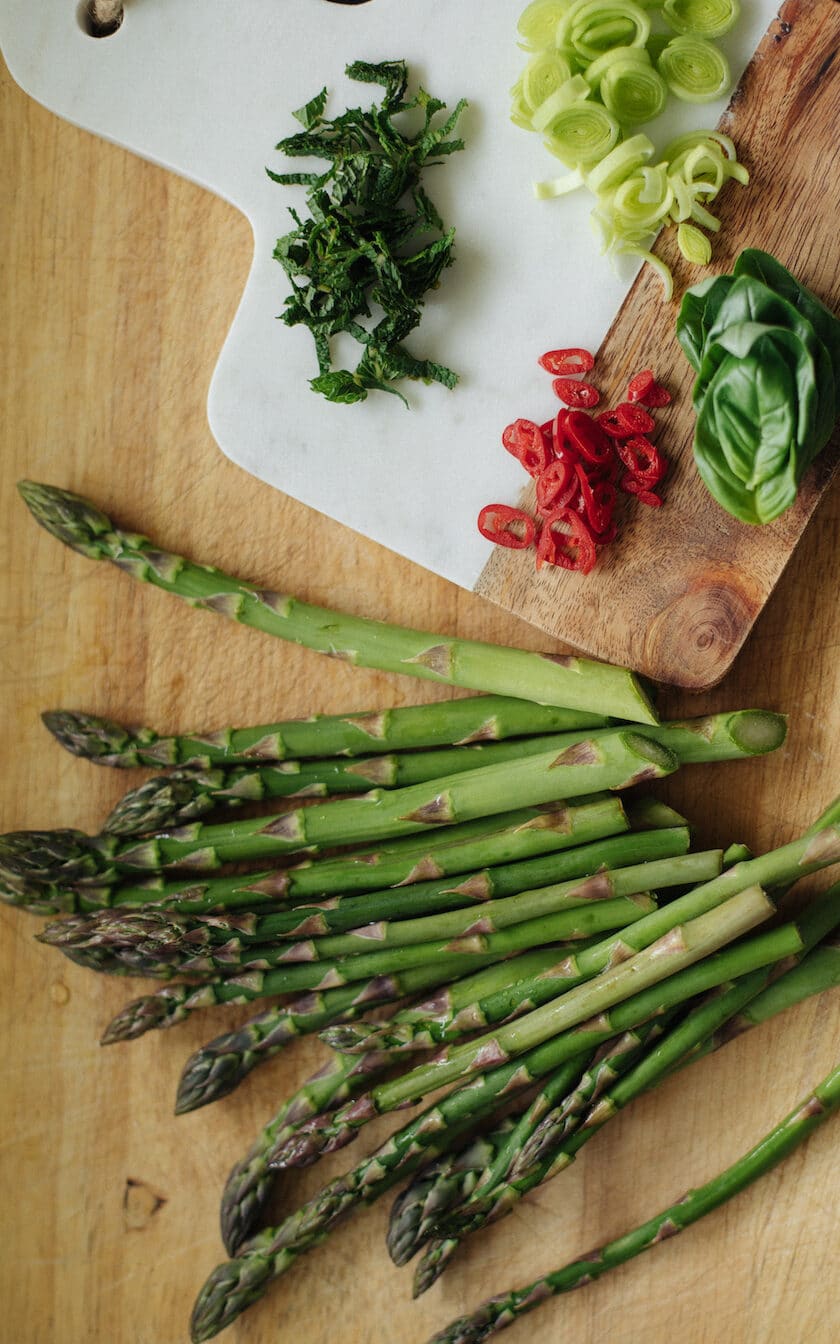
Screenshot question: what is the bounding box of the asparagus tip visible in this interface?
[18,480,116,560]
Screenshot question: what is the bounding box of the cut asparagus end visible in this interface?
[617,733,679,785]
[624,796,688,831]
[727,710,788,755]
[18,481,118,561]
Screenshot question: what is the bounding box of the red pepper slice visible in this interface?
[616,436,667,485]
[477,504,537,549]
[637,381,672,408]
[620,475,664,507]
[552,378,601,409]
[575,464,617,535]
[626,369,656,403]
[563,410,613,467]
[536,507,597,574]
[501,419,553,477]
[536,458,578,514]
[596,403,656,438]
[538,347,595,376]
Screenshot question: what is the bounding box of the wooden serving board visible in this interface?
[479,0,840,690]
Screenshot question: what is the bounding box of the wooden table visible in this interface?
[1,52,839,1344]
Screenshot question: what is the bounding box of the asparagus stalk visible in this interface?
[42,697,611,768]
[326,823,840,1054]
[55,849,709,976]
[95,708,785,836]
[102,897,655,1028]
[19,482,658,721]
[173,951,517,1116]
[275,886,774,1167]
[191,910,798,1343]
[39,824,691,959]
[216,952,572,1253]
[0,730,678,884]
[101,731,611,836]
[427,1061,840,1344]
[425,889,840,1273]
[15,796,630,917]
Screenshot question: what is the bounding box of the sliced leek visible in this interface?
[677,221,713,263]
[559,0,651,62]
[657,35,731,103]
[523,51,576,112]
[544,102,622,165]
[518,0,575,51]
[663,0,740,39]
[601,56,668,125]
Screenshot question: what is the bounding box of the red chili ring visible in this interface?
[538,347,595,376]
[536,507,597,574]
[552,378,601,409]
[477,503,537,548]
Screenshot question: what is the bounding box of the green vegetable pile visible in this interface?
[511,0,748,295]
[268,59,467,405]
[6,482,840,1343]
[677,250,840,524]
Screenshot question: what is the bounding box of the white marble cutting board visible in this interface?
[0,0,777,589]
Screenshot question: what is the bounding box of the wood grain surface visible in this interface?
[478,0,840,691]
[1,25,839,1344]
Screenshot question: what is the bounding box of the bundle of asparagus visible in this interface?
[8,480,840,1344]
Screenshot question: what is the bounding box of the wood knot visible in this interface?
[123,1178,167,1231]
[645,573,760,690]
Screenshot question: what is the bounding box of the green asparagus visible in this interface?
[19,482,658,721]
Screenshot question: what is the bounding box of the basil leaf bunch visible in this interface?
[268,60,467,406]
[676,249,840,524]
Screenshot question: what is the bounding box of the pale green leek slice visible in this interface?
[657,35,731,102]
[583,44,649,89]
[601,56,668,124]
[584,132,655,192]
[559,0,651,62]
[543,102,622,164]
[523,51,576,111]
[510,78,535,130]
[677,221,713,263]
[517,0,575,51]
[531,75,593,133]
[616,243,675,299]
[609,165,675,229]
[663,0,740,39]
[534,166,587,198]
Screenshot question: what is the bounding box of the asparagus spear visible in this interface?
[173,952,512,1115]
[97,707,785,835]
[275,886,774,1167]
[216,953,572,1253]
[39,824,691,959]
[14,796,630,917]
[19,481,658,721]
[325,822,840,1055]
[426,1060,840,1344]
[101,898,655,1032]
[101,731,611,836]
[0,730,678,884]
[422,891,840,1275]
[190,910,797,1342]
[42,697,611,768]
[53,849,710,976]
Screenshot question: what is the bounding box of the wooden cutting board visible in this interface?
[479,0,840,690]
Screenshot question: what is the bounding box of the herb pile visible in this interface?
[678,250,840,524]
[268,59,467,405]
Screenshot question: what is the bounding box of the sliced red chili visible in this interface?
[552,378,601,409]
[536,508,597,574]
[563,410,613,467]
[637,381,672,408]
[501,419,553,477]
[596,403,656,438]
[477,504,537,549]
[536,458,578,514]
[538,347,595,376]
[626,369,656,403]
[616,436,667,485]
[574,464,616,536]
[620,475,664,506]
